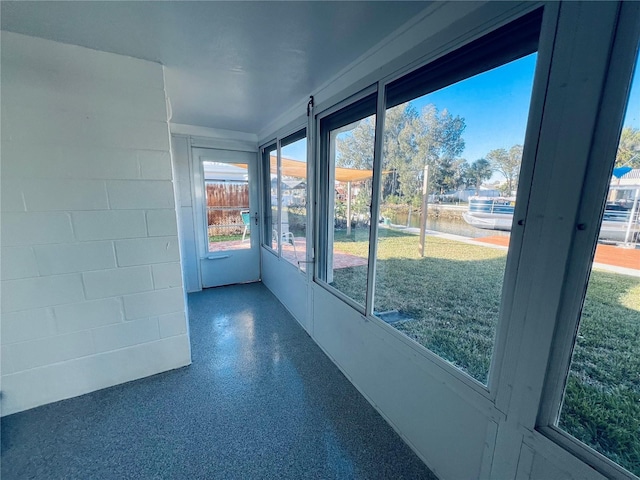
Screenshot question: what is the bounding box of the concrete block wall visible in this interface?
[0,31,191,415]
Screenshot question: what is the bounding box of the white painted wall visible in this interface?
[261,249,309,332]
[0,31,191,415]
[170,135,200,293]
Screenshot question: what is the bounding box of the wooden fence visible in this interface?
[206,182,249,237]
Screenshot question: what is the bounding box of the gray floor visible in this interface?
[1,283,437,479]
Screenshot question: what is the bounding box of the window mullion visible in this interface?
[537,0,640,461]
[489,7,636,475]
[260,142,277,251]
[276,140,282,256]
[365,84,386,317]
[510,1,630,431]
[306,106,315,277]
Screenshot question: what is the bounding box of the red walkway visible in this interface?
[475,235,640,270]
[211,235,639,271]
[211,238,367,269]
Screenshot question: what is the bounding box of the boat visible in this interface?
[599,203,640,242]
[463,196,640,242]
[462,197,515,232]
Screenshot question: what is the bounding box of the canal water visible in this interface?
[386,211,511,239]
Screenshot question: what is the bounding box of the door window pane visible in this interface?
[373,53,538,384]
[280,134,307,270]
[262,145,277,251]
[204,161,250,252]
[557,53,640,476]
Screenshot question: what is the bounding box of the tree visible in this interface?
[451,158,469,191]
[381,103,418,197]
[616,127,640,168]
[486,144,522,195]
[334,116,376,223]
[465,158,493,195]
[411,105,466,198]
[334,115,375,169]
[432,157,468,195]
[334,102,466,204]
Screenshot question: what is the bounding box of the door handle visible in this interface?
[254,212,259,225]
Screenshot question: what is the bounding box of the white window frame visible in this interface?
[314,85,378,315]
[535,3,640,478]
[259,127,310,275]
[260,141,278,255]
[279,128,309,272]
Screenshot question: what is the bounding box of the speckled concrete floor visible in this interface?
[1,283,437,479]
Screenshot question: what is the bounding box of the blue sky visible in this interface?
[280,138,307,163]
[410,53,537,165]
[622,52,640,128]
[283,50,639,167]
[410,51,639,165]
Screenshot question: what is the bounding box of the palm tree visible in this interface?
[467,158,493,195]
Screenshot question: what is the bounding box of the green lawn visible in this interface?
[331,228,640,475]
[209,234,244,243]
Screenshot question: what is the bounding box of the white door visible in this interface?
[192,148,260,288]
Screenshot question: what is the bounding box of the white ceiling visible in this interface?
[1,1,429,133]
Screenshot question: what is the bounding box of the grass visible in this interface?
[330,228,640,475]
[209,234,244,243]
[559,273,640,474]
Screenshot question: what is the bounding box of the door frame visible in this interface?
[191,146,261,288]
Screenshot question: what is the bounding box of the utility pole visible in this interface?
[624,187,639,245]
[419,165,429,257]
[346,181,352,237]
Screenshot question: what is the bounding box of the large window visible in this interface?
[555,51,640,477]
[373,51,538,384]
[318,93,377,309]
[316,11,541,384]
[261,131,308,270]
[280,131,308,270]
